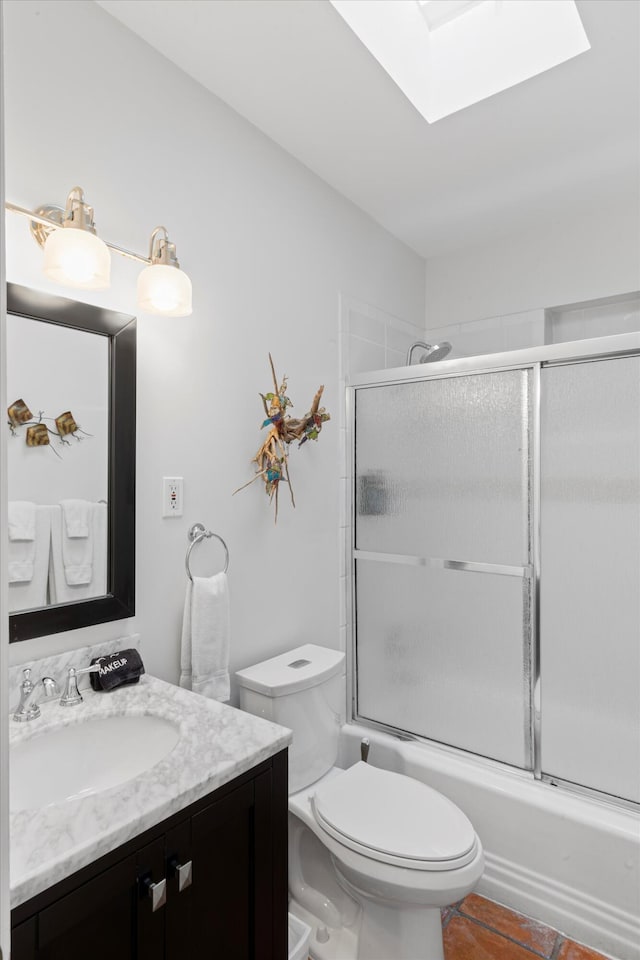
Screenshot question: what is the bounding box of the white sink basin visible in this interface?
[10,714,180,812]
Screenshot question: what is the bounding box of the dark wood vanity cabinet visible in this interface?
[11,751,288,960]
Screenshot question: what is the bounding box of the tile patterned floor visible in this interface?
[443,894,611,960]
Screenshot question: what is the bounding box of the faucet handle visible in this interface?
[13,669,39,723]
[60,664,100,707]
[75,664,101,676]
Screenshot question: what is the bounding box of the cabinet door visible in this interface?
[254,767,288,960]
[36,855,137,960]
[165,819,193,959]
[10,918,36,960]
[190,781,257,959]
[135,837,167,960]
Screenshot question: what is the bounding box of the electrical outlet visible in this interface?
[162,477,183,517]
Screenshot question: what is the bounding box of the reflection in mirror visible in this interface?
[6,284,136,643]
[7,317,109,612]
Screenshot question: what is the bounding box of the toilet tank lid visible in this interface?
[236,644,345,697]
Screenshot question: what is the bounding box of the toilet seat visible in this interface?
[311,762,478,871]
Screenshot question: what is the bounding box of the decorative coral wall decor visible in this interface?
[234,355,330,521]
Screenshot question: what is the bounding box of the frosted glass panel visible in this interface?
[356,371,530,564]
[356,560,529,767]
[540,357,640,802]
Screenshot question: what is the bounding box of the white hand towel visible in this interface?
[59,500,93,584]
[61,499,90,538]
[8,501,36,541]
[49,504,92,597]
[8,501,37,583]
[180,573,230,702]
[8,506,51,611]
[62,525,93,585]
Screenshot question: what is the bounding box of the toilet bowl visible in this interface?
[236,644,484,960]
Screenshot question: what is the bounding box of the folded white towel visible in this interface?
[62,519,93,585]
[49,502,108,603]
[180,573,230,702]
[8,557,34,583]
[8,501,36,541]
[61,499,90,538]
[8,506,51,611]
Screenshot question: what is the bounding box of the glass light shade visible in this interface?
[137,263,193,317]
[43,227,111,290]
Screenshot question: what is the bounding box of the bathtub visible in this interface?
[339,723,640,960]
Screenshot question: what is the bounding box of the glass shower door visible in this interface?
[540,356,640,802]
[354,370,533,768]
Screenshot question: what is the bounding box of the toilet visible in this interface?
[236,644,484,960]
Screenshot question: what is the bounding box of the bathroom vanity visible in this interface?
[8,671,291,959]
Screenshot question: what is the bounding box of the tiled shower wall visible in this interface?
[425,308,546,358]
[425,293,640,360]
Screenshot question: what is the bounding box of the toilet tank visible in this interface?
[236,644,346,793]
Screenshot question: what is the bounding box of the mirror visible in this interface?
[6,283,136,642]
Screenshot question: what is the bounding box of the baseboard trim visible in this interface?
[480,851,640,960]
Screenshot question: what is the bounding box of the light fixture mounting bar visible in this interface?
[4,201,151,265]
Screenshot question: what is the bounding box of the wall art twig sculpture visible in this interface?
[7,398,92,459]
[234,355,330,521]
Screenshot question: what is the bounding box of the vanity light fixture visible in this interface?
[38,187,111,290]
[137,226,192,317]
[5,187,193,317]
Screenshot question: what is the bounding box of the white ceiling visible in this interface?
[97,0,640,259]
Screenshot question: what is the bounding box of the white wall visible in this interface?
[424,199,640,331]
[3,0,425,691]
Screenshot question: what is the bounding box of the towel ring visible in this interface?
[185,523,230,582]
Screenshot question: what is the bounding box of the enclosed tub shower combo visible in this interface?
[347,333,640,960]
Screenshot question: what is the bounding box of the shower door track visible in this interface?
[346,331,640,811]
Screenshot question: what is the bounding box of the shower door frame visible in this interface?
[346,331,640,810]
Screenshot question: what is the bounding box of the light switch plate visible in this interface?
[162,477,183,517]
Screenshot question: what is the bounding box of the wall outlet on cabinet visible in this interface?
[162,477,183,517]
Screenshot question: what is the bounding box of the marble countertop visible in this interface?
[10,675,292,908]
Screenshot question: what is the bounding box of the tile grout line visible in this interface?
[447,904,560,959]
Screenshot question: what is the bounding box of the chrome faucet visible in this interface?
[60,664,100,707]
[13,668,59,722]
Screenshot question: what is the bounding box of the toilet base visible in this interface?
[357,903,443,959]
[291,896,445,960]
[337,867,445,960]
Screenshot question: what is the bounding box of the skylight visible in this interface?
[418,0,485,31]
[329,0,590,123]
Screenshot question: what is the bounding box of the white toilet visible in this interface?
[236,644,484,960]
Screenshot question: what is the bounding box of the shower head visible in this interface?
[424,342,452,362]
[406,341,453,365]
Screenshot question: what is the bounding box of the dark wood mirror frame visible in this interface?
[7,283,136,642]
